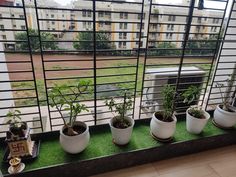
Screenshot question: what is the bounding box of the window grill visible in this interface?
[0,0,235,135]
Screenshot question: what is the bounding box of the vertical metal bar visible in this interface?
[132,0,145,119]
[138,0,153,119]
[174,0,195,104]
[22,0,44,132]
[205,0,235,110]
[93,0,97,125]
[34,0,53,130]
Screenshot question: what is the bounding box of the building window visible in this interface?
[11,14,14,17]
[213,18,220,24]
[87,11,92,17]
[120,12,128,19]
[166,33,172,39]
[21,25,26,30]
[197,17,201,23]
[124,23,127,29]
[123,32,127,39]
[119,33,122,39]
[2,35,6,39]
[83,22,86,28]
[168,15,176,21]
[211,26,217,32]
[136,32,139,38]
[119,32,127,39]
[52,21,55,25]
[123,42,126,48]
[119,41,122,48]
[82,10,86,17]
[19,15,24,18]
[98,12,104,17]
[99,22,103,27]
[137,23,144,30]
[88,22,91,28]
[204,17,207,21]
[13,25,16,28]
[120,23,128,30]
[196,26,201,32]
[62,14,64,17]
[51,14,54,18]
[0,25,4,29]
[167,24,174,31]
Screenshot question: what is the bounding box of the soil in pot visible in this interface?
[113,118,131,129]
[63,125,86,136]
[10,122,27,137]
[188,110,206,119]
[219,105,235,113]
[154,112,173,122]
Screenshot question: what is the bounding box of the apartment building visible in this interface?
[0,0,223,50]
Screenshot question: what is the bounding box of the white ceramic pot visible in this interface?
[60,121,90,154]
[213,105,236,128]
[109,116,135,145]
[150,113,177,139]
[186,108,210,134]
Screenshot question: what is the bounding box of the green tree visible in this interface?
[73,32,114,51]
[15,29,58,51]
[186,36,219,56]
[148,42,180,56]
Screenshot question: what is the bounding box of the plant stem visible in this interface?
[122,92,127,119]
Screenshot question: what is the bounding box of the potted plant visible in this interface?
[6,109,27,138]
[48,81,90,154]
[150,84,177,141]
[213,67,236,128]
[182,85,210,134]
[105,91,134,145]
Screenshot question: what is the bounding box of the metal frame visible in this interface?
[0,0,235,133]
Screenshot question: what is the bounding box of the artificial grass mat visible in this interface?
[0,119,234,175]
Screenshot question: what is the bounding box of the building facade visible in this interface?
[0,0,223,50]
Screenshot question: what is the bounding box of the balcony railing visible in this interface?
[0,0,235,137]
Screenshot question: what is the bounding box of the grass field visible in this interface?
[5,54,214,106]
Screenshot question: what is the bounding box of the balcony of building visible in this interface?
[0,0,236,176]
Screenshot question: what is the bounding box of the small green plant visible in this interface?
[6,109,22,127]
[6,109,27,136]
[48,80,90,136]
[216,65,236,111]
[188,106,205,119]
[161,85,176,121]
[105,91,133,128]
[182,85,205,119]
[182,85,201,105]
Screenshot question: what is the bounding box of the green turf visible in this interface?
[0,119,234,175]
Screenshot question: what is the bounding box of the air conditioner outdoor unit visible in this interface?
[142,66,206,113]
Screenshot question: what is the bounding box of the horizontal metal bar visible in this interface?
[0,96,37,101]
[0,112,40,118]
[0,88,35,92]
[0,79,34,83]
[96,73,136,78]
[46,76,94,81]
[0,104,39,110]
[45,68,93,72]
[0,60,31,63]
